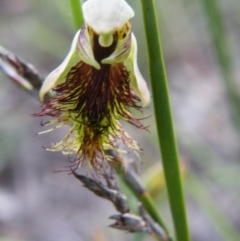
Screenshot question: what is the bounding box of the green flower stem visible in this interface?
[109,150,171,240]
[121,180,169,241]
[140,1,190,241]
[122,170,170,236]
[70,0,84,29]
[201,0,240,130]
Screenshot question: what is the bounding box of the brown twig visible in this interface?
[73,171,167,240]
[0,45,43,98]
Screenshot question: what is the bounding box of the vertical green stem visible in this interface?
[70,0,84,29]
[140,1,190,241]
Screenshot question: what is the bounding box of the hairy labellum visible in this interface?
[37,61,145,170]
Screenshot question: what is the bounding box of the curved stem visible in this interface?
[122,169,170,237]
[108,150,171,240]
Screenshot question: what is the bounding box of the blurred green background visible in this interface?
[0,0,240,240]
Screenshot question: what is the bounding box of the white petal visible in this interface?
[39,30,81,101]
[124,34,150,107]
[82,0,134,34]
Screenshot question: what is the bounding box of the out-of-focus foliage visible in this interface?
[0,0,240,241]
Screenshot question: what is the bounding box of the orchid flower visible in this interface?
[36,0,150,171]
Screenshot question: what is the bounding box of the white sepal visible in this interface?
[39,30,81,101]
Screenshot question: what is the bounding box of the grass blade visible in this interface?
[140,1,191,240]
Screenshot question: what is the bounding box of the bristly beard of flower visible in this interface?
[35,0,150,172]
